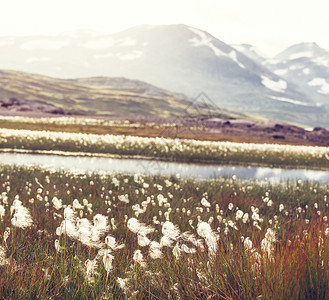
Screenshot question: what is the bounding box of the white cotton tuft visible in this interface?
[105,235,125,251]
[137,232,151,247]
[77,218,91,230]
[172,243,182,260]
[162,221,180,240]
[57,219,78,239]
[160,235,175,248]
[103,249,114,274]
[0,205,5,220]
[52,197,62,210]
[181,244,196,254]
[133,250,146,268]
[72,199,84,210]
[11,203,33,229]
[127,217,154,235]
[64,206,75,221]
[149,241,163,259]
[197,222,212,238]
[201,197,211,208]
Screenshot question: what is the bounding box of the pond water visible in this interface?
[0,152,328,183]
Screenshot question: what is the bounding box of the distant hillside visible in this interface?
[263,43,329,109]
[0,69,245,119]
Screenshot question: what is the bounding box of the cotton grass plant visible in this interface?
[0,128,329,169]
[0,164,328,298]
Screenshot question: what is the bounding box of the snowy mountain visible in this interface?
[264,43,329,107]
[0,25,327,127]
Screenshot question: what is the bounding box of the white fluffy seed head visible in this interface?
[137,232,151,247]
[127,218,139,233]
[149,241,163,259]
[103,250,114,274]
[162,221,180,239]
[197,222,212,238]
[201,197,211,208]
[160,235,175,248]
[127,217,154,235]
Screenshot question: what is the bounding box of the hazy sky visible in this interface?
[1,0,328,56]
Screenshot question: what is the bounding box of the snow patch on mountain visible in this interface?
[289,51,313,60]
[21,39,69,50]
[313,56,329,67]
[261,76,287,93]
[188,27,226,57]
[308,78,329,95]
[228,51,246,69]
[274,69,288,76]
[270,96,310,106]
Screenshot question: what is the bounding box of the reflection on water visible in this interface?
[0,152,328,183]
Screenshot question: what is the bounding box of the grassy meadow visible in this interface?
[0,126,329,170]
[0,165,329,299]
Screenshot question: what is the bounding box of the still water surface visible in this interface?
[0,152,328,183]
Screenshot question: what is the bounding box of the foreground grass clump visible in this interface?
[0,165,329,299]
[1,128,329,169]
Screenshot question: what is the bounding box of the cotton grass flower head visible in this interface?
[77,227,92,246]
[197,222,218,258]
[57,219,78,239]
[236,210,244,220]
[265,228,276,243]
[105,235,125,250]
[127,217,154,235]
[72,199,84,210]
[172,243,182,260]
[85,259,99,284]
[261,228,276,260]
[52,197,62,210]
[242,213,249,223]
[133,250,146,268]
[197,222,212,238]
[3,230,9,246]
[160,235,175,248]
[10,199,22,215]
[54,239,64,253]
[244,237,253,251]
[117,277,130,294]
[279,204,284,212]
[118,194,129,203]
[137,232,151,247]
[149,241,163,259]
[11,204,33,229]
[76,218,91,230]
[181,244,196,254]
[162,221,180,240]
[103,249,114,275]
[201,197,211,208]
[93,214,108,229]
